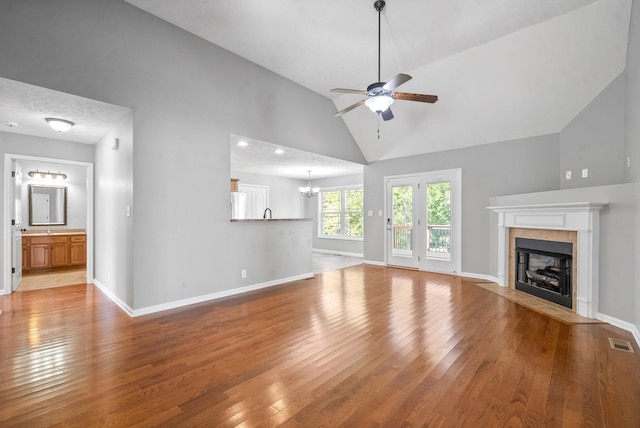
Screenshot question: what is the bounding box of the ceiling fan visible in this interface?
[332,0,438,121]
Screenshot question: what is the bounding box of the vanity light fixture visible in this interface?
[28,170,67,180]
[45,117,75,132]
[299,170,320,198]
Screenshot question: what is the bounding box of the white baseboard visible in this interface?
[93,279,134,317]
[312,249,363,258]
[363,259,386,266]
[596,312,640,348]
[460,272,500,283]
[129,273,314,317]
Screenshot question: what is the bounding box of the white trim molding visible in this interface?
[96,273,314,318]
[312,249,364,258]
[488,202,607,319]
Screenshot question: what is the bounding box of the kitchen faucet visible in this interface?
[263,208,272,219]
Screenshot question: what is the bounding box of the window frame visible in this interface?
[317,185,364,241]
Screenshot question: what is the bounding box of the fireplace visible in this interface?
[515,238,572,308]
[488,202,606,318]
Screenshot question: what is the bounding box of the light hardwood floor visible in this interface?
[1,265,639,426]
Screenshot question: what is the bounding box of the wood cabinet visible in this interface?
[22,233,86,273]
[69,236,87,266]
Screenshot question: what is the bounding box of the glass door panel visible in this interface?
[386,177,419,268]
[426,181,451,260]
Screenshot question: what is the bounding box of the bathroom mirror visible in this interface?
[29,185,67,226]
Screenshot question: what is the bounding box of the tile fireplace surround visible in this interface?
[489,202,607,319]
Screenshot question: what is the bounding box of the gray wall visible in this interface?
[0,0,363,309]
[364,135,560,271]
[626,0,640,336]
[230,172,305,219]
[94,114,134,307]
[560,74,627,189]
[306,173,364,255]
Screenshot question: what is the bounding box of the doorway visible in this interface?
[385,169,461,274]
[4,154,94,294]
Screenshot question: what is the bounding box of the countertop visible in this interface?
[22,228,86,236]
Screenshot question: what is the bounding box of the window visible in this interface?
[319,187,363,239]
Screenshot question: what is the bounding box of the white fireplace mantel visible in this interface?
[488,202,607,318]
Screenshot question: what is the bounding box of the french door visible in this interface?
[385,169,461,274]
[386,176,420,268]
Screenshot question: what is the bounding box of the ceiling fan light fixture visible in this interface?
[365,95,394,113]
[45,117,75,132]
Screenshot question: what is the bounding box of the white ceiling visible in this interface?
[125,0,632,162]
[230,135,363,180]
[0,77,131,144]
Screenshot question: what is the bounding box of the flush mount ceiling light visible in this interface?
[28,170,67,180]
[299,170,320,198]
[45,117,75,132]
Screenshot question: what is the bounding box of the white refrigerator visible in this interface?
[230,192,247,219]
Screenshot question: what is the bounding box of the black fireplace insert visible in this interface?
[515,237,573,308]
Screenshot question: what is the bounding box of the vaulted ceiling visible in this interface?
[126,0,631,163]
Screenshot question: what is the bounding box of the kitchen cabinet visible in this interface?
[22,233,86,273]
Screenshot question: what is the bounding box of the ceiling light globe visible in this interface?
[365,95,394,113]
[45,118,75,132]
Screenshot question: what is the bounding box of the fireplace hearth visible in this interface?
[515,238,572,308]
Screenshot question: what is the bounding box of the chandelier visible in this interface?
[299,170,320,198]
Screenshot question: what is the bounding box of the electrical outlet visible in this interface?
[241,269,247,279]
[582,168,588,178]
[565,171,572,180]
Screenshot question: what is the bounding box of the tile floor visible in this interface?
[17,269,87,292]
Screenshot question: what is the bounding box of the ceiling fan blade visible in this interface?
[382,73,412,91]
[334,99,366,117]
[393,92,438,103]
[331,88,368,95]
[381,108,394,121]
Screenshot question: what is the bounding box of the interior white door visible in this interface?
[32,193,50,223]
[11,161,23,291]
[238,184,269,219]
[386,176,420,269]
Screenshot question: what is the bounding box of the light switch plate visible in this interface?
[565,171,572,180]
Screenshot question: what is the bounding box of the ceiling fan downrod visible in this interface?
[374,0,386,83]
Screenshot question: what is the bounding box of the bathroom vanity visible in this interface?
[22,230,86,273]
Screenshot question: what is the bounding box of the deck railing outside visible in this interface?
[427,225,450,253]
[393,225,451,254]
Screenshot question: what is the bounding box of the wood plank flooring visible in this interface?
[1,265,639,426]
